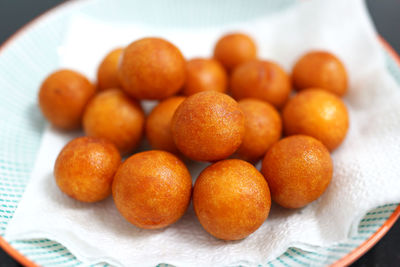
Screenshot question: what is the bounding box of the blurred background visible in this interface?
[0,0,399,266]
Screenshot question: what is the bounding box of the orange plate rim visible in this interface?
[0,2,399,267]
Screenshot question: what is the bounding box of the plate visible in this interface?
[0,1,399,266]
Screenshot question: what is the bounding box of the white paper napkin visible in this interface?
[6,0,400,266]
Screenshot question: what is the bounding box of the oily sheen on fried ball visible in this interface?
[83,89,145,155]
[292,50,348,96]
[236,98,282,162]
[182,58,228,96]
[262,135,333,209]
[97,47,123,91]
[213,32,257,71]
[54,137,121,203]
[282,89,349,151]
[39,69,96,130]
[112,150,192,229]
[146,96,186,154]
[230,60,291,109]
[171,91,245,162]
[193,159,271,240]
[118,37,185,100]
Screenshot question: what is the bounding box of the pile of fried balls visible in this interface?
[38,33,349,241]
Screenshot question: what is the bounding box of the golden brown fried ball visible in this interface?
[182,58,227,96]
[171,91,245,162]
[282,89,349,151]
[261,135,333,209]
[54,136,121,202]
[213,33,257,71]
[146,96,186,154]
[97,47,123,91]
[230,60,292,109]
[118,37,185,99]
[38,69,95,130]
[112,150,192,229]
[236,99,282,162]
[83,89,145,155]
[193,159,271,240]
[292,51,348,96]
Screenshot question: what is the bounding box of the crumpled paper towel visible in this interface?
[5,0,400,266]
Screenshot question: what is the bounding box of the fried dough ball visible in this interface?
[171,91,245,162]
[112,150,192,229]
[236,99,282,162]
[83,89,145,155]
[54,136,121,202]
[193,159,271,240]
[282,89,349,151]
[97,48,123,91]
[182,58,227,96]
[213,33,257,71]
[38,69,95,130]
[146,96,185,153]
[292,51,348,96]
[118,37,185,99]
[261,135,333,209]
[230,60,291,109]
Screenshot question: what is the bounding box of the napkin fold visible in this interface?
[6,0,400,266]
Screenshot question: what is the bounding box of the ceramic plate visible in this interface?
[0,0,399,266]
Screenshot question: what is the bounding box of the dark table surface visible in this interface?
[0,1,399,266]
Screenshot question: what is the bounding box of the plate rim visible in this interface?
[0,1,399,267]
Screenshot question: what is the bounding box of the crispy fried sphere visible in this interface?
[171,91,245,162]
[182,58,227,96]
[193,159,271,240]
[282,89,349,151]
[146,96,186,153]
[236,99,282,162]
[292,51,348,96]
[54,137,121,202]
[118,37,186,99]
[97,48,123,91]
[230,60,291,109]
[83,89,145,155]
[261,135,333,209]
[213,33,257,71]
[38,69,96,130]
[112,150,192,229]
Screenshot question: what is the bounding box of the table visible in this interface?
[0,0,399,266]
